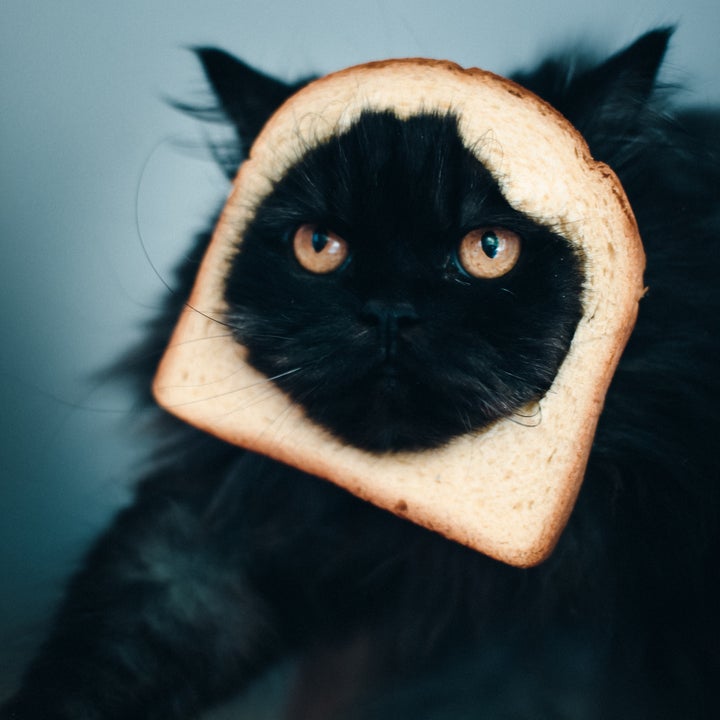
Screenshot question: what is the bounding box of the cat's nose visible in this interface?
[360,300,419,327]
[360,300,419,360]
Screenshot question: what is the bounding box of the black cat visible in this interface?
[2,28,718,719]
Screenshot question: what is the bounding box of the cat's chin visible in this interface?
[324,415,455,454]
[299,376,476,454]
[258,356,503,453]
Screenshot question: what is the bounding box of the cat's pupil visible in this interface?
[312,230,329,253]
[482,232,500,258]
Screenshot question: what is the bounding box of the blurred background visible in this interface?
[2,0,718,712]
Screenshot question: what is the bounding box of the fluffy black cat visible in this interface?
[3,28,718,719]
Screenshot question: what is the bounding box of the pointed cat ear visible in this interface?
[192,48,310,157]
[568,28,671,122]
[517,28,673,161]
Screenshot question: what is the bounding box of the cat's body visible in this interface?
[2,29,719,719]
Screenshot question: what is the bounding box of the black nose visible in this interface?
[360,300,419,359]
[361,300,419,325]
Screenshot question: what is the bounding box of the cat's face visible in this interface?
[225,112,583,452]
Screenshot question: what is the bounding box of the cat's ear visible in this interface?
[566,28,671,128]
[191,48,311,160]
[517,28,673,162]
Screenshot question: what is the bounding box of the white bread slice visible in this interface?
[153,59,645,567]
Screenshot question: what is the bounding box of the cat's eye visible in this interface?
[292,224,349,274]
[457,227,522,279]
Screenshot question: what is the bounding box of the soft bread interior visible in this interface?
[153,59,644,567]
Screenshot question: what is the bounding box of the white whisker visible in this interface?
[212,384,290,421]
[156,367,302,404]
[165,332,235,350]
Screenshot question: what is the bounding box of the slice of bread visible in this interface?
[153,59,645,567]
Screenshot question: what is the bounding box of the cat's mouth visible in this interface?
[300,359,467,453]
[376,361,402,381]
[364,349,421,392]
[239,323,555,454]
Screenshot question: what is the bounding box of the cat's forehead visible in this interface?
[241,60,607,232]
[263,111,512,235]
[154,59,645,567]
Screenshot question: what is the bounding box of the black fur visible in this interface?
[227,110,583,450]
[2,28,718,720]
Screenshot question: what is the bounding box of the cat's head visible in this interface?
[185,30,668,453]
[224,110,582,451]
[152,38,658,563]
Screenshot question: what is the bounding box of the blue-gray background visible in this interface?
[2,0,718,712]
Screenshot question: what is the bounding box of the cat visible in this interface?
[2,27,719,719]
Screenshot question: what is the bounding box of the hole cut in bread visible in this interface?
[153,59,645,567]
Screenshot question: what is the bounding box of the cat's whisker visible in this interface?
[156,367,302,405]
[134,135,194,299]
[133,140,248,332]
[511,401,542,418]
[183,302,238,331]
[509,402,543,428]
[197,365,315,424]
[164,332,235,349]
[242,366,303,387]
[154,360,251,391]
[212,383,290,421]
[248,383,317,446]
[219,365,317,423]
[232,332,296,342]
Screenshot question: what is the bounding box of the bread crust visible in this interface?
[153,59,644,567]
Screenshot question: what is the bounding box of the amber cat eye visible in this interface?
[457,227,522,279]
[292,224,350,274]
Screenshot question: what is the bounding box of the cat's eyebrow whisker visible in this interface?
[133,139,245,329]
[134,135,193,299]
[291,164,324,198]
